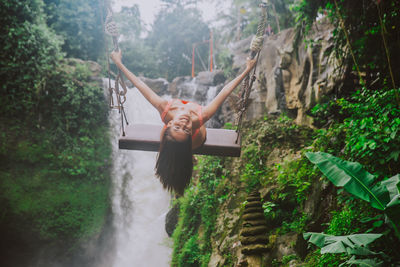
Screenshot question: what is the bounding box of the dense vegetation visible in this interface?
[117,0,210,80]
[171,0,400,266]
[0,0,111,265]
[2,0,399,265]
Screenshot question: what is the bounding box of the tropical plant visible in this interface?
[305,152,400,239]
[303,232,385,266]
[304,232,382,254]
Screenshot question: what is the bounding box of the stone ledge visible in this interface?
[242,219,268,227]
[247,196,261,202]
[241,244,270,255]
[240,225,268,236]
[242,213,265,221]
[245,201,262,208]
[240,235,269,245]
[243,207,264,214]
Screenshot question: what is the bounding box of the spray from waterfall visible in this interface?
[106,79,172,267]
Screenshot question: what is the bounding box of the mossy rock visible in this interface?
[245,201,263,209]
[242,244,269,255]
[242,213,265,221]
[240,225,268,236]
[243,206,264,214]
[240,235,269,245]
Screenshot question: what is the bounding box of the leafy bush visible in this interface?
[0,59,111,246]
[340,88,400,175]
[240,115,314,192]
[172,156,231,267]
[43,0,105,61]
[0,0,63,117]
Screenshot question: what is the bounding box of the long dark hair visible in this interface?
[155,127,193,196]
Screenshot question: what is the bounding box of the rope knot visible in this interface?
[250,36,264,52]
[105,11,119,37]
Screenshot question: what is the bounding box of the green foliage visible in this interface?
[275,155,318,204]
[114,5,142,39]
[304,232,387,266]
[0,0,63,117]
[240,116,314,192]
[215,0,294,43]
[291,0,327,34]
[177,235,200,267]
[171,1,400,266]
[0,59,111,249]
[326,203,372,236]
[43,0,105,61]
[215,48,235,79]
[292,0,400,91]
[146,4,210,80]
[262,201,277,218]
[340,88,400,175]
[311,87,400,177]
[38,59,109,147]
[306,152,400,239]
[304,232,383,255]
[172,156,231,267]
[119,39,161,78]
[1,169,109,241]
[344,256,384,267]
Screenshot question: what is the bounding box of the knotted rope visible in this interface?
[102,2,129,136]
[235,2,268,143]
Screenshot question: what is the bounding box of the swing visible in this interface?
[104,2,268,157]
[120,124,241,157]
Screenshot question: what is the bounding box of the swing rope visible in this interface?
[235,2,268,143]
[101,1,129,136]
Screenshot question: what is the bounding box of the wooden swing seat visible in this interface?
[119,124,241,157]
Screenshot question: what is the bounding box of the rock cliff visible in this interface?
[230,17,343,126]
[131,17,341,128]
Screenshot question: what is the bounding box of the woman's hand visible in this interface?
[246,57,257,70]
[110,50,122,64]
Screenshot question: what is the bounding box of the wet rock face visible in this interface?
[165,203,180,237]
[196,70,226,86]
[168,71,226,107]
[230,17,343,126]
[125,76,169,96]
[140,77,169,96]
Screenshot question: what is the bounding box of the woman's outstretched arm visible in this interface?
[202,58,257,122]
[110,50,167,113]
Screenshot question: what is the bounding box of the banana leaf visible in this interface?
[341,256,384,267]
[303,232,382,255]
[306,152,400,238]
[305,152,385,209]
[381,174,400,199]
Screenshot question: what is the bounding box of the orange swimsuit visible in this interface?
[160,99,204,141]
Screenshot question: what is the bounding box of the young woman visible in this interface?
[111,50,257,195]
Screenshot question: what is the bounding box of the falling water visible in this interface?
[103,74,219,267]
[107,82,172,267]
[206,86,218,103]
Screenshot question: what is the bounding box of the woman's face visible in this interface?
[167,112,192,142]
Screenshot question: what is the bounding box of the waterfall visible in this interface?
[102,73,220,266]
[206,86,218,104]
[107,82,172,267]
